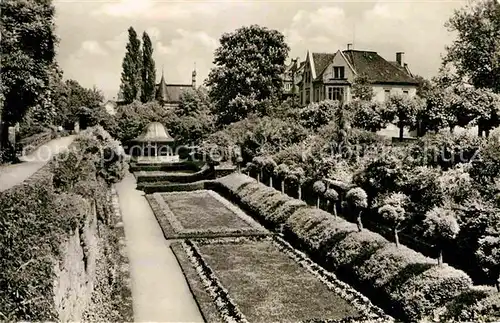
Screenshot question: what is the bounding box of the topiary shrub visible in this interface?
[327,230,389,272]
[355,244,435,290]
[312,180,326,208]
[423,206,460,265]
[324,188,340,219]
[345,187,368,231]
[439,285,499,322]
[284,208,332,250]
[267,199,307,230]
[393,265,473,321]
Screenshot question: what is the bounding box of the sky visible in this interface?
[54,0,467,100]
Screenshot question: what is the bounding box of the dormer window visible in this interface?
[333,66,345,79]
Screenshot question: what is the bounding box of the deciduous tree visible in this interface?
[351,73,374,101]
[206,25,289,126]
[347,99,386,132]
[0,0,57,142]
[444,0,500,93]
[382,94,423,141]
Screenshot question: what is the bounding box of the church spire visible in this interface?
[156,65,168,104]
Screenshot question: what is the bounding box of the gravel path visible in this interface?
[0,135,75,192]
[115,173,204,322]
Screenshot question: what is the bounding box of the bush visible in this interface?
[0,180,88,320]
[327,230,389,271]
[354,244,434,290]
[284,207,332,248]
[440,285,499,322]
[394,265,473,321]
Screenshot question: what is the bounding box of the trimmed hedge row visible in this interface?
[134,164,214,184]
[214,173,482,322]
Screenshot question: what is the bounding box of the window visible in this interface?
[403,90,409,96]
[333,66,345,79]
[315,88,320,102]
[327,87,344,101]
[306,89,310,104]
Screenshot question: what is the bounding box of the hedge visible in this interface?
[15,130,54,157]
[0,126,129,321]
[213,173,481,322]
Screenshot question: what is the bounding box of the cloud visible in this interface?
[156,29,218,56]
[92,0,154,18]
[81,40,107,56]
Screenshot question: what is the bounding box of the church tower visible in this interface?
[192,63,197,89]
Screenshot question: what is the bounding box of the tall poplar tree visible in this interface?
[141,31,156,103]
[120,27,142,104]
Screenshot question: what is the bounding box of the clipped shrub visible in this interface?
[394,265,473,321]
[355,244,435,290]
[440,285,499,322]
[267,199,307,228]
[327,230,389,271]
[346,187,368,231]
[216,173,255,193]
[284,208,331,249]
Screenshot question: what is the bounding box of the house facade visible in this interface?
[282,58,304,98]
[298,48,418,106]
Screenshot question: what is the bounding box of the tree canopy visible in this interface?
[206,25,289,126]
[444,0,500,92]
[0,0,57,133]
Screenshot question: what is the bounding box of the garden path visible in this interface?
[0,135,75,192]
[115,172,204,322]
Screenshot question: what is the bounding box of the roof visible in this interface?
[156,73,168,102]
[312,53,335,80]
[155,82,192,103]
[133,122,174,143]
[342,50,418,85]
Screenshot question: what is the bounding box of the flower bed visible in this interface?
[172,236,392,323]
[146,190,270,239]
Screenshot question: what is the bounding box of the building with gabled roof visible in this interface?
[282,57,304,98]
[155,67,197,108]
[298,45,419,106]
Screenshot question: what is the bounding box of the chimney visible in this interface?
[192,63,197,89]
[347,43,353,50]
[396,52,405,67]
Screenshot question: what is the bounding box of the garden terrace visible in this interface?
[172,236,390,322]
[206,173,499,322]
[146,190,270,239]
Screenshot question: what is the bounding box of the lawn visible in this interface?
[172,237,391,322]
[146,190,270,239]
